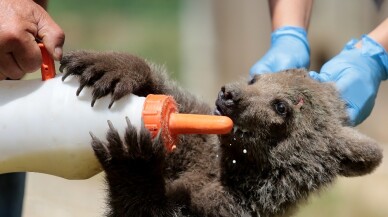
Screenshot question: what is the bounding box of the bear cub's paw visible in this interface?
[90,117,166,175]
[60,51,152,108]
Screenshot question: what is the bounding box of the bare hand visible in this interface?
[0,0,65,79]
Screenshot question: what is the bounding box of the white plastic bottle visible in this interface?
[0,75,145,179]
[0,44,233,180]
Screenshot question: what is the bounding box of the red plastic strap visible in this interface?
[38,43,56,81]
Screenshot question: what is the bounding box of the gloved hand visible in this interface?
[249,26,310,77]
[310,35,388,126]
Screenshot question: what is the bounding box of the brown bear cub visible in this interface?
[60,51,383,217]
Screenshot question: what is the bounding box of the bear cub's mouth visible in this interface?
[214,100,251,138]
[213,104,224,116]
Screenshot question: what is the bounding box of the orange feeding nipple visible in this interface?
[142,94,233,152]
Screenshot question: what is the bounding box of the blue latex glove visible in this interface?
[249,26,310,77]
[310,35,388,126]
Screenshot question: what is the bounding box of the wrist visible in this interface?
[271,26,310,54]
[367,19,388,52]
[269,0,313,31]
[348,35,388,80]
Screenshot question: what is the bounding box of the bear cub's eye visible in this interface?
[273,101,288,116]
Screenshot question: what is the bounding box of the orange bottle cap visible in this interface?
[142,94,178,152]
[142,94,233,152]
[38,43,56,80]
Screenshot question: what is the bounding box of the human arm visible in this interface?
[268,0,312,31]
[249,0,313,77]
[310,18,388,126]
[362,18,388,51]
[0,0,64,80]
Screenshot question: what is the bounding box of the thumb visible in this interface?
[308,71,330,82]
[249,60,278,77]
[36,10,65,61]
[250,63,270,77]
[346,107,359,126]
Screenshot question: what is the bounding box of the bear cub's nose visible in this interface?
[218,85,240,107]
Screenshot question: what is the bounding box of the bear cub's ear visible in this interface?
[333,127,383,177]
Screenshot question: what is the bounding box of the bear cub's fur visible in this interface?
[60,51,383,217]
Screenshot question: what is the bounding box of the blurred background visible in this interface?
[22,0,388,216]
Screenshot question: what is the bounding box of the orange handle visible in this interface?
[38,43,56,80]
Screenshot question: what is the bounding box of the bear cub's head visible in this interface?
[215,69,383,214]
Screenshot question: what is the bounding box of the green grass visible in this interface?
[48,0,180,16]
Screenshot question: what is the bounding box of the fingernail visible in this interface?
[54,47,63,60]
